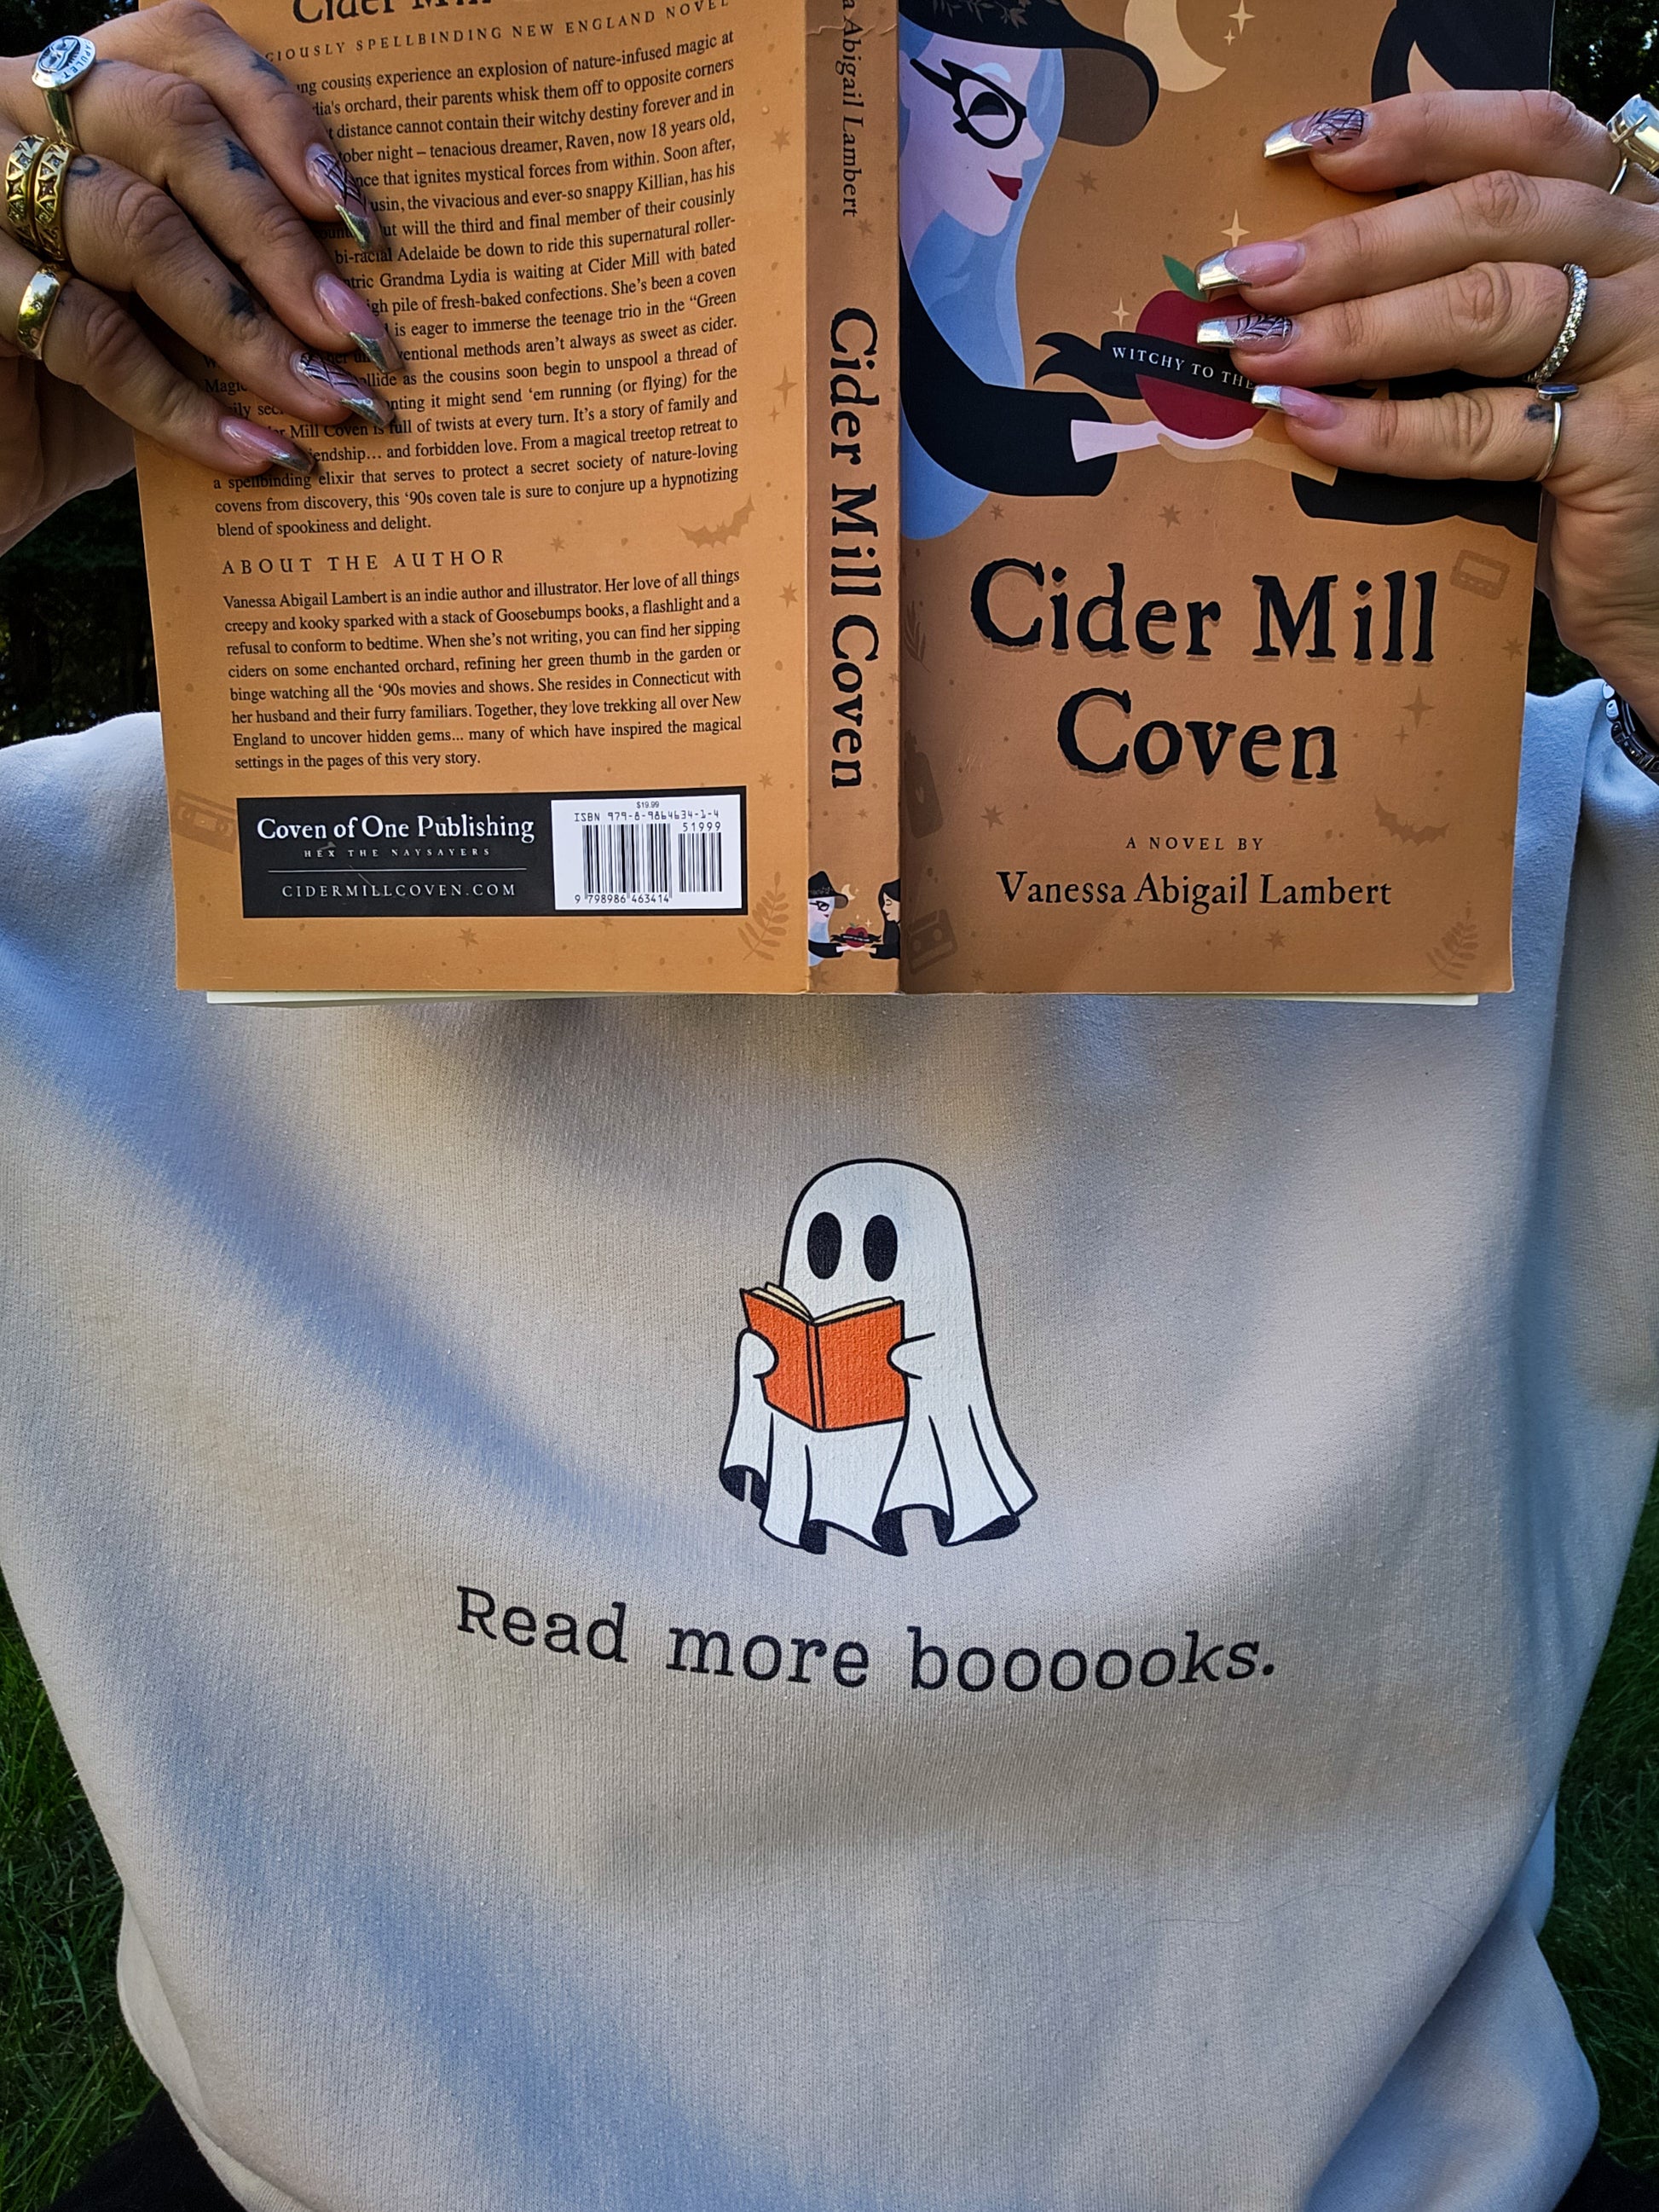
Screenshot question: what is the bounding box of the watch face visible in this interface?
[32,36,96,90]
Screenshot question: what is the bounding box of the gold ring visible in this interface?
[29,141,71,265]
[31,35,96,150]
[15,264,63,360]
[4,135,46,252]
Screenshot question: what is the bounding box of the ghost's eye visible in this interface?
[863,1214,899,1281]
[806,1212,842,1278]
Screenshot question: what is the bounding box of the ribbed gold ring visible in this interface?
[29,140,71,266]
[4,135,47,253]
[15,264,63,360]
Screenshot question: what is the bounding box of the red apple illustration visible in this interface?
[1134,258,1263,441]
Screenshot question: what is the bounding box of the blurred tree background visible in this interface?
[0,0,1652,738]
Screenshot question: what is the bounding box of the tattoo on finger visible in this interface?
[227,281,261,321]
[69,155,99,177]
[226,140,266,177]
[249,53,286,80]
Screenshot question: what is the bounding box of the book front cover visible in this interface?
[897,0,1549,996]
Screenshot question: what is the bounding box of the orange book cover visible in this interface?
[742,1287,906,1430]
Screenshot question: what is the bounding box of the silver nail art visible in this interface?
[296,350,390,427]
[1264,107,1369,159]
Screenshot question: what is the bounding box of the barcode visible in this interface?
[582,819,673,900]
[678,830,722,895]
[551,788,746,914]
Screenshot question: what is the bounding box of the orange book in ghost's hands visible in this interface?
[742,1287,906,1433]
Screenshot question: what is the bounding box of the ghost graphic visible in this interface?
[720,1160,1035,1555]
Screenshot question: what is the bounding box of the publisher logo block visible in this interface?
[237,796,555,918]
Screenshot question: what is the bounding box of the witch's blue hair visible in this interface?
[899,17,1064,541]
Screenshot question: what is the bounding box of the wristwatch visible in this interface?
[1605,686,1659,785]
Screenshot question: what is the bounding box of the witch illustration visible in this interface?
[901,0,1276,540]
[900,0,1557,544]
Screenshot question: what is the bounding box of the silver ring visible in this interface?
[1529,383,1578,484]
[1608,96,1659,185]
[1528,263,1589,387]
[31,35,96,151]
[1610,156,1633,196]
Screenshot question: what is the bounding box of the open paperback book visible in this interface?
[740,1286,907,1432]
[136,0,1552,1000]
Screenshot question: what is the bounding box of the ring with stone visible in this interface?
[14,263,63,359]
[1528,263,1589,387]
[4,134,47,252]
[1608,95,1659,194]
[31,36,96,150]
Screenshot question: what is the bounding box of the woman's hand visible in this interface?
[1196,90,1659,727]
[0,0,402,556]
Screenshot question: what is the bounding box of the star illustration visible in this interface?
[1160,504,1181,526]
[1405,687,1433,725]
[1223,208,1247,248]
[772,127,790,149]
[1225,27,1234,41]
[972,969,986,983]
[1394,726,1410,746]
[1268,929,1286,949]
[1504,637,1524,659]
[759,772,773,788]
[1111,297,1131,328]
[1078,170,1097,194]
[982,805,1003,827]
[858,218,872,237]
[1232,0,1253,27]
[780,582,798,605]
[550,536,564,552]
[988,501,1004,518]
[460,928,477,947]
[775,368,795,405]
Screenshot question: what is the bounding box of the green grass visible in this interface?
[5,1495,1659,2206]
[1543,1480,1659,2169]
[0,1582,156,2209]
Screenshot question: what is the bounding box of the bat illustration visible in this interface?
[1374,797,1450,846]
[682,496,754,548]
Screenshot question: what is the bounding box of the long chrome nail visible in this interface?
[1195,240,1305,298]
[315,271,402,373]
[1195,312,1294,351]
[304,144,379,251]
[1251,384,1344,427]
[295,350,392,428]
[1264,107,1370,159]
[220,416,315,474]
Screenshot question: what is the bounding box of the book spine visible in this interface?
[807,1320,828,1431]
[804,0,900,993]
